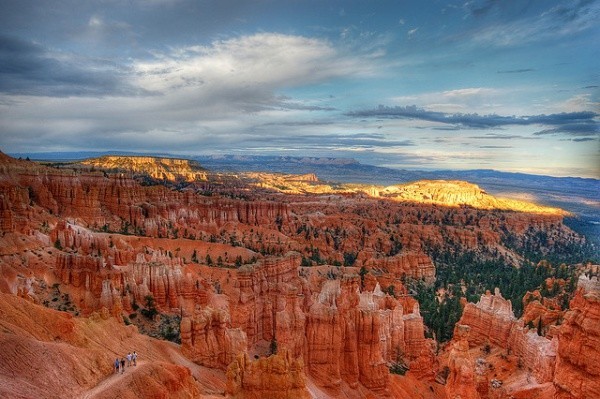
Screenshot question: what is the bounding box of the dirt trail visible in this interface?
[78,360,146,399]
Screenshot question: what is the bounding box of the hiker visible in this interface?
[132,351,137,366]
[114,358,120,374]
[127,352,132,367]
[120,357,126,373]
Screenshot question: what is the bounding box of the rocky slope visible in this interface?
[0,292,210,399]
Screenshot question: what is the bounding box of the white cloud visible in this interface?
[134,33,367,94]
[554,94,600,113]
[469,1,600,47]
[391,87,505,113]
[0,33,374,153]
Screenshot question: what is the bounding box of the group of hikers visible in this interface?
[114,352,137,374]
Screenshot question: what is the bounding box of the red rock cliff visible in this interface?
[553,277,600,399]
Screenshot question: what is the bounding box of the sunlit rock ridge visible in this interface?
[81,155,208,182]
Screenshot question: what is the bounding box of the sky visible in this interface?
[0,0,598,178]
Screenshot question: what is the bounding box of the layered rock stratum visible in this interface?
[80,155,208,182]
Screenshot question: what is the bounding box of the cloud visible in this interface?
[0,35,145,97]
[262,120,334,127]
[131,33,369,114]
[242,133,414,150]
[467,0,599,47]
[469,133,535,140]
[497,68,534,74]
[347,104,599,135]
[135,33,365,92]
[555,94,600,113]
[572,137,597,142]
[466,0,501,18]
[391,87,504,113]
[1,32,376,155]
[534,123,600,137]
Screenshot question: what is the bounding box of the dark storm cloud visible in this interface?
[0,35,148,97]
[347,105,599,134]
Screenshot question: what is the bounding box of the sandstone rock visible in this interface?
[446,325,480,399]
[226,349,309,399]
[181,307,247,369]
[457,289,558,383]
[458,289,516,347]
[553,288,600,399]
[364,251,436,283]
[0,292,205,399]
[81,155,208,182]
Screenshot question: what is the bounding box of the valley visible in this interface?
[0,152,598,399]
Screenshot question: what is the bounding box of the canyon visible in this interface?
[0,152,597,398]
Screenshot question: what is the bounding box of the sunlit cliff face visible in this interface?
[244,173,567,216]
[376,180,568,216]
[81,156,208,182]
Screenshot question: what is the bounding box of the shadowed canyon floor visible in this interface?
[0,152,598,398]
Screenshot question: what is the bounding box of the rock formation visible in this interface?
[80,155,208,182]
[446,325,480,399]
[180,307,247,369]
[457,288,558,384]
[553,279,600,399]
[304,278,436,392]
[379,180,567,215]
[226,350,309,399]
[457,289,516,347]
[364,250,436,283]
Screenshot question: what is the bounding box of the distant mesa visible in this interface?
[377,180,568,215]
[80,155,208,182]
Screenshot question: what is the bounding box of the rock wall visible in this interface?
[364,250,436,283]
[553,284,600,399]
[446,325,480,399]
[305,278,435,392]
[226,350,310,399]
[81,155,208,182]
[457,289,557,384]
[178,253,437,394]
[458,289,516,347]
[180,307,247,369]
